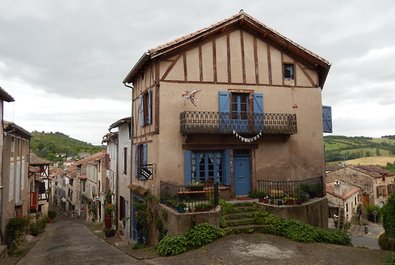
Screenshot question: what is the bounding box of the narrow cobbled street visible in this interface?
[15,215,142,265]
[9,214,391,265]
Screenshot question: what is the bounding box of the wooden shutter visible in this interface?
[134,145,139,177]
[218,91,230,132]
[142,144,148,166]
[184,151,192,185]
[218,91,230,112]
[147,90,152,125]
[139,96,144,127]
[322,106,332,133]
[253,93,264,131]
[223,150,231,185]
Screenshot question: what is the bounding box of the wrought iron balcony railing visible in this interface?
[180,111,297,135]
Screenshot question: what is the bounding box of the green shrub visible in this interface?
[383,194,395,237]
[365,204,382,223]
[30,223,40,236]
[48,210,57,219]
[383,252,395,265]
[5,217,29,254]
[314,228,351,245]
[157,235,189,256]
[185,223,225,248]
[379,233,395,251]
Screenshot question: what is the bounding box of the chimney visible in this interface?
[334,180,341,196]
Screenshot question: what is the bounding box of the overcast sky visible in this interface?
[1,0,395,145]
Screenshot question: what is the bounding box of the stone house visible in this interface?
[29,153,52,217]
[326,165,395,206]
[74,151,109,223]
[106,117,132,241]
[0,87,15,244]
[326,180,361,222]
[0,122,31,243]
[123,11,332,239]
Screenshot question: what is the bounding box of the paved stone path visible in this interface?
[15,216,142,265]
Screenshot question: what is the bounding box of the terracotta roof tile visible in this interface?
[30,153,52,166]
[326,181,361,200]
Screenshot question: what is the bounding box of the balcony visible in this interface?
[180,111,297,135]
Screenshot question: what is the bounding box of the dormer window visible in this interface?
[284,63,294,80]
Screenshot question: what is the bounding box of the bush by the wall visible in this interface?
[157,223,226,256]
[157,235,189,256]
[185,223,225,248]
[365,204,382,223]
[48,210,57,220]
[5,217,29,254]
[251,205,351,245]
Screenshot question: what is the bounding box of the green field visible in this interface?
[324,135,395,163]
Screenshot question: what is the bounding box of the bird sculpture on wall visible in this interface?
[181,89,201,107]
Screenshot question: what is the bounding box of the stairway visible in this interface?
[220,202,268,234]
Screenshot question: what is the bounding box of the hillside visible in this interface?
[324,135,395,165]
[30,131,104,162]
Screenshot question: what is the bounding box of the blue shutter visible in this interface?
[223,150,231,186]
[134,145,139,177]
[253,93,264,131]
[218,91,230,112]
[218,91,230,132]
[142,144,148,166]
[138,96,144,127]
[147,90,152,125]
[184,151,192,185]
[322,106,332,133]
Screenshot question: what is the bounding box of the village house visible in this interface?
[123,11,331,240]
[326,180,361,223]
[74,151,109,223]
[0,122,31,243]
[105,117,132,241]
[0,87,15,245]
[326,165,395,207]
[29,153,52,218]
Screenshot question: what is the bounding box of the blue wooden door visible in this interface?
[234,156,250,195]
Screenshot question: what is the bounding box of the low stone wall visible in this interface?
[148,203,221,246]
[261,197,328,228]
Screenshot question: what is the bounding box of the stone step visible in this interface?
[223,212,255,220]
[224,224,270,235]
[222,218,256,227]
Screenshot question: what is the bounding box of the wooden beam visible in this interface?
[254,37,259,84]
[183,53,188,82]
[267,43,272,85]
[161,54,182,80]
[199,45,203,82]
[241,30,246,84]
[227,33,231,83]
[213,40,217,83]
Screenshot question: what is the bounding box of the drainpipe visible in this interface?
[124,82,134,241]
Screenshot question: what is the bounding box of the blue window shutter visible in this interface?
[223,150,231,185]
[142,144,148,165]
[218,91,230,132]
[134,145,139,177]
[218,91,230,112]
[253,93,264,131]
[184,151,192,185]
[322,106,332,133]
[138,96,144,127]
[147,90,152,125]
[253,93,264,113]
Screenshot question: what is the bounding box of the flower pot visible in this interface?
[105,214,112,229]
[104,229,115,237]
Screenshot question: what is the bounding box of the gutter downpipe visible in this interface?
[123,82,134,241]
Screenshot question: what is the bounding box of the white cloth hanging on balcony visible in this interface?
[232,130,262,143]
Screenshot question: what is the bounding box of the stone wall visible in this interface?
[262,197,328,228]
[148,202,221,246]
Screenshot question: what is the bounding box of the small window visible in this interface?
[284,63,294,80]
[123,147,128,175]
[139,90,152,127]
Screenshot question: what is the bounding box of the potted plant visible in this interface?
[187,181,205,191]
[104,227,115,237]
[176,201,187,213]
